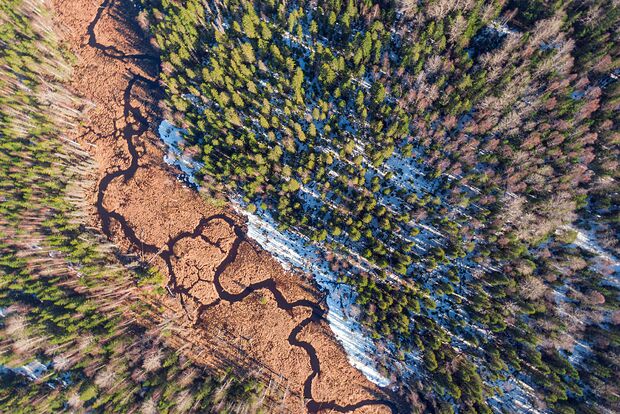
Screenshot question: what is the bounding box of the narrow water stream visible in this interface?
[87,0,397,412]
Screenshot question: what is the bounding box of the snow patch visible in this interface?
[158,120,203,185]
[566,225,619,287]
[15,360,47,380]
[1,360,48,381]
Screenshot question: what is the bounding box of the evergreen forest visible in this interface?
[142,0,619,412]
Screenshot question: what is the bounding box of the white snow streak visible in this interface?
[158,120,202,185]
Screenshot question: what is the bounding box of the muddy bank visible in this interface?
[51,0,400,412]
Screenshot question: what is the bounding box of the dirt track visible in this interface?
[51,0,400,412]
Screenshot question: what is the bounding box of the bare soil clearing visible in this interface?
[51,0,399,412]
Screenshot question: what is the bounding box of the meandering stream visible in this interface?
[86,0,397,412]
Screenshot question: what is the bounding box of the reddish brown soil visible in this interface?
[51,0,398,412]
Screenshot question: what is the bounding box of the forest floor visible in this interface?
[50,0,399,412]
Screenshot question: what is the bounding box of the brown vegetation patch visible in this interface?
[202,292,313,384]
[50,0,398,412]
[299,321,392,413]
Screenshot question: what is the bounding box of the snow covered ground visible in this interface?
[14,360,47,380]
[158,120,203,186]
[489,377,542,414]
[570,226,619,268]
[565,225,619,287]
[0,360,47,381]
[158,120,391,387]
